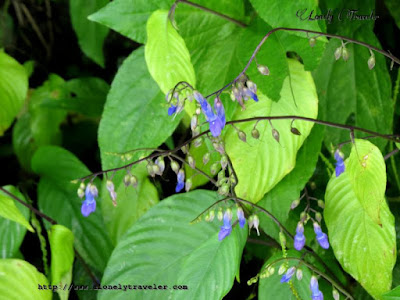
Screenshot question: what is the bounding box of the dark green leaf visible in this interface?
[383,285,400,300]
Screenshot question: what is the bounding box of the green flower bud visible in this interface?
[317,200,325,209]
[218,184,230,196]
[77,188,84,198]
[279,231,287,247]
[368,54,375,70]
[272,128,280,143]
[210,162,219,175]
[257,65,270,76]
[185,178,192,192]
[342,47,349,61]
[291,199,300,210]
[238,130,247,142]
[187,155,195,169]
[332,289,340,300]
[309,37,316,48]
[296,268,303,280]
[278,264,287,275]
[315,212,322,223]
[171,160,180,174]
[217,208,223,221]
[79,182,85,190]
[300,211,307,222]
[130,175,138,188]
[251,128,260,139]
[147,163,156,177]
[203,152,210,165]
[334,46,342,60]
[221,155,228,169]
[291,127,301,135]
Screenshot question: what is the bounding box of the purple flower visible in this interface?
[280,267,296,283]
[194,91,226,137]
[175,169,185,193]
[237,207,246,228]
[81,184,97,217]
[218,211,232,241]
[334,150,345,177]
[214,97,226,128]
[168,104,177,116]
[313,222,330,249]
[294,222,306,251]
[310,276,324,300]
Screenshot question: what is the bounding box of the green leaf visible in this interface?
[258,250,312,299]
[31,145,113,272]
[313,26,392,150]
[347,139,386,225]
[99,190,247,300]
[259,126,324,241]
[385,0,400,29]
[383,285,400,300]
[145,10,196,94]
[0,51,28,135]
[88,0,173,44]
[101,165,159,245]
[0,259,52,300]
[0,189,34,232]
[0,186,31,258]
[324,143,396,299]
[49,224,74,300]
[70,0,109,66]
[98,47,182,170]
[225,59,318,203]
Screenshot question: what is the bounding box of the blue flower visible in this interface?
[214,97,226,128]
[218,211,232,241]
[313,222,330,249]
[310,276,324,300]
[175,169,185,193]
[81,184,97,217]
[237,207,246,228]
[294,222,306,251]
[168,104,177,116]
[280,267,296,283]
[334,150,345,177]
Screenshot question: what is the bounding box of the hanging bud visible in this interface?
[332,289,340,300]
[203,152,210,165]
[80,182,86,190]
[130,175,138,188]
[185,178,192,192]
[181,144,189,154]
[171,160,180,174]
[290,199,300,210]
[230,90,236,101]
[296,268,303,280]
[229,174,237,185]
[334,46,342,60]
[272,128,280,143]
[155,157,165,174]
[368,54,375,70]
[257,65,270,76]
[249,215,260,235]
[212,141,225,154]
[309,37,316,48]
[221,155,228,169]
[187,155,195,169]
[217,208,223,221]
[238,130,247,142]
[152,164,161,176]
[315,212,322,223]
[208,210,215,222]
[195,107,201,115]
[218,184,230,196]
[89,184,98,197]
[291,127,301,135]
[193,137,202,148]
[191,115,198,131]
[147,163,156,177]
[123,174,131,187]
[300,211,307,222]
[252,128,260,139]
[317,200,325,209]
[210,162,219,175]
[342,47,349,61]
[106,180,114,193]
[279,231,287,247]
[278,264,287,275]
[77,188,85,199]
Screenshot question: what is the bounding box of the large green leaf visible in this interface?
[31,145,113,272]
[99,190,247,300]
[70,0,109,66]
[383,285,400,300]
[324,142,396,299]
[49,224,74,300]
[347,139,386,225]
[313,26,392,150]
[101,165,159,245]
[225,59,318,203]
[0,259,52,300]
[145,10,196,94]
[0,190,34,233]
[258,250,312,299]
[259,126,324,241]
[0,51,28,135]
[98,47,182,170]
[88,0,173,44]
[0,186,31,258]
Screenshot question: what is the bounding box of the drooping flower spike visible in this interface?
[81,184,97,217]
[218,210,233,241]
[334,150,345,177]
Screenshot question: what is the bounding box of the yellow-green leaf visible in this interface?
[0,193,34,232]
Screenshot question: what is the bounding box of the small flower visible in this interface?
[332,289,340,300]
[249,215,260,236]
[296,268,303,280]
[218,211,232,241]
[175,169,185,193]
[81,184,97,217]
[106,180,117,205]
[168,104,177,116]
[214,97,226,128]
[237,207,246,228]
[280,267,296,283]
[334,150,345,177]
[313,222,330,249]
[294,222,306,250]
[310,276,324,300]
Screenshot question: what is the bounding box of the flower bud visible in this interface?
[271,128,280,143]
[106,180,114,192]
[193,138,202,148]
[279,231,287,247]
[290,199,300,209]
[191,115,198,131]
[181,144,189,154]
[155,157,165,174]
[238,130,247,142]
[195,108,201,115]
[89,184,98,197]
[208,210,215,222]
[77,188,85,198]
[130,175,138,188]
[368,54,375,70]
[185,178,192,192]
[147,163,156,177]
[334,46,342,60]
[278,264,287,275]
[252,128,260,139]
[123,174,130,187]
[291,127,301,135]
[217,208,223,221]
[203,152,210,165]
[221,155,228,169]
[152,164,161,176]
[171,160,180,174]
[257,65,270,76]
[342,47,349,61]
[218,184,230,196]
[79,182,86,190]
[296,268,303,280]
[309,37,316,48]
[315,212,322,223]
[249,215,260,236]
[210,162,219,175]
[300,211,307,222]
[230,90,236,101]
[187,155,195,169]
[213,141,225,154]
[317,200,325,209]
[332,289,340,300]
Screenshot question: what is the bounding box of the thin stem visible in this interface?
[384,147,399,161]
[206,27,400,98]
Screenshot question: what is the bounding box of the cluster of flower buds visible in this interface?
[146,157,165,178]
[334,149,345,177]
[123,173,138,188]
[215,206,247,241]
[78,183,98,217]
[260,265,275,279]
[334,41,349,61]
[230,75,259,109]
